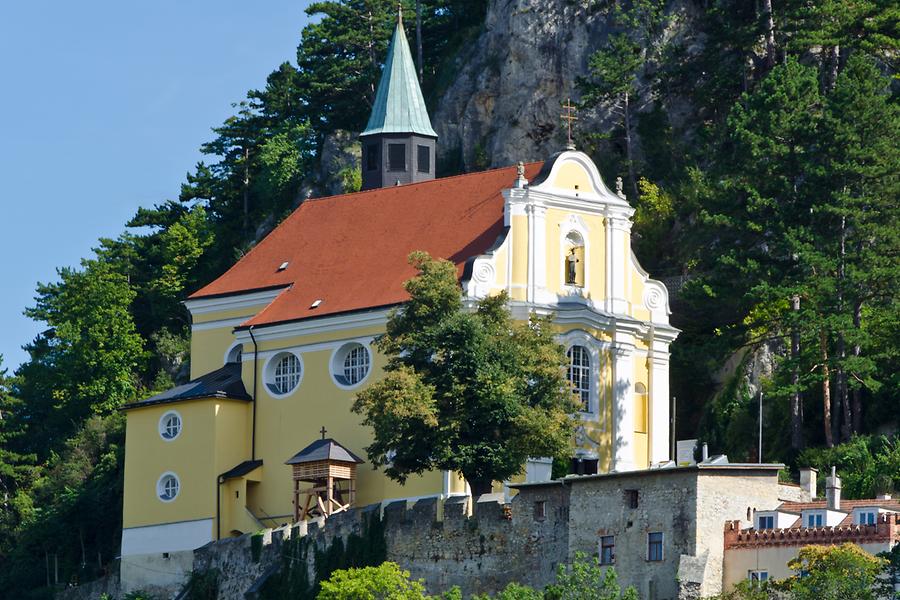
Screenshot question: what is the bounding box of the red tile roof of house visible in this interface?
[189,162,543,328]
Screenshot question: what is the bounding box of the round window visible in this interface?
[158,411,182,441]
[265,352,302,396]
[157,472,180,502]
[331,343,371,387]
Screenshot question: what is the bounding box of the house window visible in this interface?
[625,489,639,509]
[266,352,302,396]
[599,535,615,565]
[567,345,591,411]
[647,532,663,561]
[534,501,546,521]
[388,144,406,171]
[157,472,180,502]
[331,342,371,388]
[417,144,430,173]
[748,571,768,585]
[158,411,182,441]
[366,144,379,171]
[805,512,824,527]
[856,510,877,525]
[757,515,774,530]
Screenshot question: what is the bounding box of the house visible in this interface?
[723,467,900,589]
[510,455,790,600]
[117,13,678,594]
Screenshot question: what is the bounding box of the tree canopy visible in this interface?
[353,252,576,497]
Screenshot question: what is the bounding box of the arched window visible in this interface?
[226,344,243,364]
[567,345,591,412]
[634,382,648,433]
[564,231,585,287]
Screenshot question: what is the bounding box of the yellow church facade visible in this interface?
[118,18,677,593]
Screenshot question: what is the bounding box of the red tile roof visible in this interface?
[189,162,543,328]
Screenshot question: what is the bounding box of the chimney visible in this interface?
[825,466,841,510]
[701,443,709,462]
[877,493,892,501]
[800,467,818,500]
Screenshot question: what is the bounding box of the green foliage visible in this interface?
[544,552,638,600]
[260,510,386,599]
[317,562,429,600]
[353,252,576,496]
[784,543,888,600]
[798,435,900,499]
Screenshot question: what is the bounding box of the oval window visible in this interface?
[159,411,182,441]
[331,343,371,387]
[157,472,180,502]
[265,352,302,396]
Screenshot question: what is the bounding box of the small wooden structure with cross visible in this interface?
[285,429,365,521]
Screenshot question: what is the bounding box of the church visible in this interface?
[119,15,678,590]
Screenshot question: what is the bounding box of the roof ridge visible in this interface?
[301,161,543,206]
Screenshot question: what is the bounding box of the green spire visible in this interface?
[361,18,437,138]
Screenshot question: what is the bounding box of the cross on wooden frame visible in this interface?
[561,98,578,150]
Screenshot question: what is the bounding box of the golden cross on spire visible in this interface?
[320,425,328,439]
[561,98,578,150]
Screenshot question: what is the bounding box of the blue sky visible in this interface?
[0,1,312,371]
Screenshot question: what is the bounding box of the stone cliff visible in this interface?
[432,0,701,170]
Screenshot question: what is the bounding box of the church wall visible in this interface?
[190,326,244,380]
[543,206,606,300]
[509,213,528,301]
[122,400,219,529]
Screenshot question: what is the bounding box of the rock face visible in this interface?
[433,0,699,171]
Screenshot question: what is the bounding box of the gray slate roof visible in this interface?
[360,20,437,138]
[122,362,250,410]
[285,438,365,465]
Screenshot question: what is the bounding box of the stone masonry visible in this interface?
[64,464,788,600]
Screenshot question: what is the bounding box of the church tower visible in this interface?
[360,12,437,190]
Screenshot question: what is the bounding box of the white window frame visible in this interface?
[748,570,768,584]
[756,513,775,530]
[567,345,591,412]
[263,351,304,398]
[803,510,825,527]
[647,531,664,561]
[156,472,180,503]
[158,410,182,442]
[558,330,607,425]
[855,509,878,525]
[330,341,373,389]
[224,343,243,365]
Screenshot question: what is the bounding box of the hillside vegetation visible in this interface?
[0,1,897,597]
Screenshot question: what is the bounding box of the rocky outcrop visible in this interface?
[433,0,701,170]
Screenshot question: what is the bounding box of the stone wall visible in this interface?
[102,466,784,600]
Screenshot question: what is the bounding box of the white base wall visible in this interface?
[121,518,214,556]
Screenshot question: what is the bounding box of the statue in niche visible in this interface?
[566,248,580,285]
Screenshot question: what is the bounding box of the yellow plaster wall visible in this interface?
[190,327,241,379]
[552,162,593,193]
[633,357,650,469]
[544,208,606,300]
[123,401,219,528]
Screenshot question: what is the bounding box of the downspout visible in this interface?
[249,326,259,461]
[216,474,224,540]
